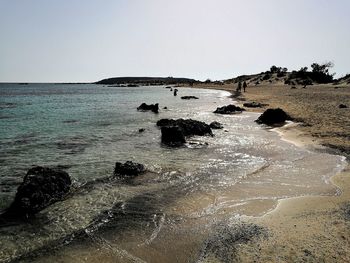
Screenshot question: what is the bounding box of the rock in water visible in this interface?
[210,121,224,129]
[114,161,145,177]
[137,103,159,113]
[161,126,186,146]
[156,118,213,137]
[181,96,199,100]
[213,104,245,114]
[8,166,71,216]
[255,108,292,125]
[339,104,348,109]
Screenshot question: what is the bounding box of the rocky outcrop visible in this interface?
[210,121,224,129]
[181,96,199,100]
[7,166,71,217]
[243,102,267,108]
[213,105,245,114]
[137,103,159,113]
[157,119,213,137]
[114,161,145,178]
[161,126,186,146]
[255,108,292,125]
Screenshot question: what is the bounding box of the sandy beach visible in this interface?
[194,82,350,261]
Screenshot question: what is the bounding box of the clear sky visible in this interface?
[0,0,349,82]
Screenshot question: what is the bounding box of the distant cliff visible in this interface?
[95,77,198,85]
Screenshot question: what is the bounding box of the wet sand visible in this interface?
[196,83,350,158]
[194,82,350,261]
[2,84,349,262]
[238,167,350,262]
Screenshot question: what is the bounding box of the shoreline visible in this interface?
[197,84,350,261]
[1,84,349,262]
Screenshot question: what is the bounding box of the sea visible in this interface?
[0,83,346,262]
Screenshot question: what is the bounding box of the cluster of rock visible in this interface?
[2,160,149,219]
[255,108,292,125]
[5,166,71,218]
[137,103,159,113]
[2,88,295,221]
[209,121,224,129]
[157,118,213,146]
[181,96,199,100]
[243,102,267,108]
[114,161,145,178]
[214,104,245,114]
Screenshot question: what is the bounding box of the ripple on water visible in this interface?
[0,85,347,263]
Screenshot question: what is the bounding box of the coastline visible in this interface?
[1,84,349,262]
[195,83,350,261]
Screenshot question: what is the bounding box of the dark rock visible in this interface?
[114,161,145,177]
[7,166,71,217]
[161,126,186,146]
[339,104,348,109]
[137,103,159,113]
[213,104,245,114]
[181,96,199,100]
[157,119,213,137]
[210,121,224,129]
[256,108,292,125]
[243,102,266,108]
[174,89,178,96]
[291,86,297,89]
[165,86,172,89]
[138,128,145,133]
[163,106,168,109]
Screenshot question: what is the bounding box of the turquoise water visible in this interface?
[0,84,232,206]
[0,83,346,262]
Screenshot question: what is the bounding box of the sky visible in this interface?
[0,0,349,82]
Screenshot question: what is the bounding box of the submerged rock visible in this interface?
[137,103,159,113]
[210,121,224,129]
[181,96,199,100]
[7,166,71,217]
[255,108,292,125]
[214,104,245,114]
[161,126,186,146]
[114,161,145,177]
[157,118,213,137]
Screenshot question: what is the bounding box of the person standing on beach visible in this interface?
[237,81,242,93]
[243,81,247,92]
